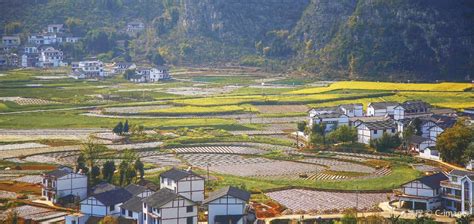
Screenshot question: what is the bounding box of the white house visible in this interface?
[419,147,441,161]
[440,169,474,213]
[28,33,62,45]
[120,184,156,224]
[38,46,65,68]
[399,173,447,210]
[338,104,363,117]
[356,120,397,144]
[159,168,205,203]
[71,60,105,79]
[408,135,436,152]
[142,188,198,224]
[310,113,349,132]
[41,167,87,204]
[394,101,431,120]
[130,67,170,83]
[1,35,21,46]
[114,62,137,74]
[79,187,133,217]
[428,120,456,141]
[367,102,398,117]
[203,186,251,224]
[47,24,64,33]
[127,22,145,33]
[65,36,81,43]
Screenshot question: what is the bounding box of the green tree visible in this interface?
[76,154,89,174]
[370,133,401,152]
[4,22,22,35]
[113,122,123,135]
[328,125,357,143]
[91,166,101,182]
[118,160,128,186]
[401,125,415,151]
[123,120,129,133]
[102,160,116,183]
[81,139,107,173]
[134,159,145,179]
[340,209,357,224]
[437,120,474,164]
[65,17,85,36]
[310,123,327,145]
[297,121,307,132]
[463,143,474,164]
[123,69,135,80]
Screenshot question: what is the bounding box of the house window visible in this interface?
[144,203,147,208]
[128,210,133,217]
[392,128,396,133]
[167,179,171,185]
[186,206,193,213]
[452,176,458,182]
[72,221,76,224]
[110,205,115,211]
[373,130,378,134]
[121,208,125,215]
[187,217,193,224]
[143,214,146,220]
[161,178,164,184]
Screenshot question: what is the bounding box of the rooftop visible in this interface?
[203,186,251,204]
[93,187,133,206]
[357,120,397,130]
[120,196,143,212]
[368,101,399,110]
[415,172,448,189]
[143,188,190,208]
[160,167,202,181]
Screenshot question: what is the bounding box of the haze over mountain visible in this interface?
[2,0,473,80]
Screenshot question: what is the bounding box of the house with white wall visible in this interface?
[47,24,64,33]
[159,168,205,203]
[203,186,251,224]
[71,60,105,79]
[408,135,436,152]
[394,101,431,120]
[129,67,170,83]
[419,147,441,161]
[28,33,62,45]
[142,188,198,224]
[120,184,156,224]
[399,173,447,210]
[310,113,349,132]
[367,102,398,117]
[440,169,474,213]
[41,167,87,204]
[356,120,397,144]
[38,46,65,68]
[2,35,21,47]
[338,104,363,117]
[80,187,133,217]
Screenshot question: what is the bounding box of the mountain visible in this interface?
[1,0,473,81]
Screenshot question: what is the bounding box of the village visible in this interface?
[0,11,473,224]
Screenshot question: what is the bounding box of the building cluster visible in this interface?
[1,24,81,68]
[400,169,474,214]
[42,167,253,224]
[308,100,459,160]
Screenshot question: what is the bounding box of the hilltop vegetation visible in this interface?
[1,0,474,80]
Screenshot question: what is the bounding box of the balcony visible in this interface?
[442,193,462,201]
[440,180,461,189]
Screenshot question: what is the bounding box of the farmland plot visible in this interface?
[0,143,48,151]
[255,105,309,114]
[266,189,393,213]
[103,105,172,114]
[180,154,269,167]
[210,161,324,177]
[301,158,375,173]
[172,146,266,155]
[141,154,183,167]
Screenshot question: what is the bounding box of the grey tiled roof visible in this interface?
[368,102,399,110]
[125,184,147,196]
[203,186,251,204]
[120,196,143,212]
[160,168,202,181]
[93,188,133,206]
[417,173,448,189]
[357,120,397,130]
[143,188,191,208]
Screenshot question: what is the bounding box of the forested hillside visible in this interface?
[1,0,473,81]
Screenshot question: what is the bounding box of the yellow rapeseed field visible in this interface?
[288,81,472,94]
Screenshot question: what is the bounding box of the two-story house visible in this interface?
[367,102,399,117]
[399,172,448,210]
[47,24,64,33]
[394,101,431,120]
[159,168,205,203]
[440,169,474,213]
[310,113,350,133]
[120,184,156,224]
[142,188,198,224]
[79,187,133,217]
[2,35,21,47]
[338,104,364,117]
[129,67,170,83]
[38,46,65,68]
[71,60,105,79]
[203,186,251,224]
[41,166,87,204]
[356,120,398,144]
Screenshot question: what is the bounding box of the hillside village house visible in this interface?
[1,35,21,47]
[120,184,155,224]
[80,187,133,217]
[203,186,251,224]
[41,167,87,204]
[127,21,145,33]
[159,168,205,203]
[338,104,363,117]
[142,188,198,224]
[47,24,64,33]
[310,113,349,132]
[356,120,397,144]
[419,147,441,161]
[114,62,137,74]
[129,67,170,83]
[366,102,398,117]
[71,60,105,79]
[28,33,62,45]
[394,101,431,120]
[407,135,436,152]
[399,173,448,210]
[38,46,66,68]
